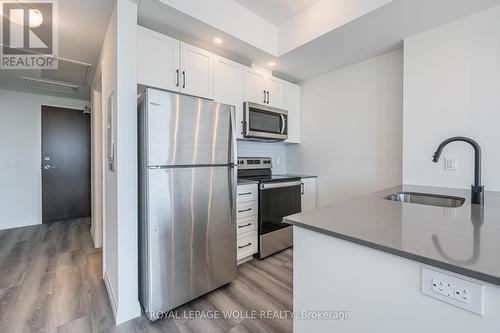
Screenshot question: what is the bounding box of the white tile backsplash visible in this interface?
[237,141,287,174]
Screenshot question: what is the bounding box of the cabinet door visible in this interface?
[283,81,301,143]
[180,42,214,100]
[214,56,244,139]
[301,178,317,212]
[244,68,266,104]
[265,77,283,108]
[137,26,180,92]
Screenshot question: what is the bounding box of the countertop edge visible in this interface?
[286,219,500,287]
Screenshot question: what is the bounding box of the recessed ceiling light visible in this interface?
[268,62,276,67]
[213,37,223,44]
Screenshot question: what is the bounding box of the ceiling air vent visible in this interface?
[23,77,79,95]
[41,57,91,86]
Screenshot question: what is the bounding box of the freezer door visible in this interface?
[144,166,237,317]
[145,89,234,166]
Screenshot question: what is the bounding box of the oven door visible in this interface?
[259,181,301,235]
[244,102,288,141]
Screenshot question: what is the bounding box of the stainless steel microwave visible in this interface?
[243,102,288,141]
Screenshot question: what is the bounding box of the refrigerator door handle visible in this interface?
[230,166,237,225]
[229,105,238,225]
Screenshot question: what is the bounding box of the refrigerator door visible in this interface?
[145,89,234,167]
[144,165,237,317]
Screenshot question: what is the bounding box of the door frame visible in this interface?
[91,63,105,249]
[38,102,90,225]
[91,70,104,248]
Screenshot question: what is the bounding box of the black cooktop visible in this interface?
[238,172,301,184]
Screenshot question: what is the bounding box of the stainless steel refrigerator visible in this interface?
[138,88,237,321]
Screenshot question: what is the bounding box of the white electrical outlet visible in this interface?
[444,156,457,171]
[422,267,484,315]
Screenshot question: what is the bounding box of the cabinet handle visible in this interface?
[238,208,252,213]
[238,243,252,249]
[238,223,252,229]
[182,71,186,88]
[266,91,270,104]
[263,90,267,104]
[301,183,304,195]
[176,69,179,87]
[238,192,252,196]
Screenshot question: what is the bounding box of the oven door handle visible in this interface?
[260,181,301,190]
[280,114,286,134]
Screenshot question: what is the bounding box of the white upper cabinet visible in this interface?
[138,26,214,100]
[283,81,301,143]
[243,67,283,108]
[138,26,180,92]
[265,76,283,108]
[137,25,301,143]
[213,56,244,139]
[243,68,266,105]
[180,42,214,100]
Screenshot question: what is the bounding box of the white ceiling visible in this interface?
[234,0,320,26]
[140,0,500,82]
[0,0,114,100]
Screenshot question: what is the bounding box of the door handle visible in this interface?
[238,243,252,249]
[176,69,179,87]
[238,223,253,229]
[280,114,286,134]
[238,208,252,213]
[301,183,305,195]
[263,90,267,104]
[238,192,252,196]
[266,91,270,104]
[182,71,186,88]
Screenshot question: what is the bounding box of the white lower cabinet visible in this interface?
[236,183,258,263]
[301,177,317,211]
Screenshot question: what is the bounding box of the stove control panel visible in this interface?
[238,157,273,170]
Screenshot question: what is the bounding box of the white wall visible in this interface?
[0,89,89,230]
[98,0,141,324]
[403,6,500,191]
[287,50,403,207]
[294,226,500,333]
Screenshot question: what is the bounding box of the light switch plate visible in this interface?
[421,267,484,315]
[444,156,457,171]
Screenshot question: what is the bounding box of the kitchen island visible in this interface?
[284,185,500,333]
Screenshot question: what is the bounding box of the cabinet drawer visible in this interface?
[237,215,257,236]
[237,184,257,203]
[237,201,257,219]
[237,233,257,260]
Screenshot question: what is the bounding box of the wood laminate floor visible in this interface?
[0,218,293,332]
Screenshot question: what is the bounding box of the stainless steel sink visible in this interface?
[384,192,465,208]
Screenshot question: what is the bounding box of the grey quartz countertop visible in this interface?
[281,174,317,179]
[237,179,259,185]
[284,185,500,286]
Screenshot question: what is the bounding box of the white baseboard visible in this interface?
[103,270,118,320]
[0,219,41,231]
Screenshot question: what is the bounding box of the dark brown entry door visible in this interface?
[41,106,91,223]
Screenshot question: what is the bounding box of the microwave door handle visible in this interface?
[280,114,286,134]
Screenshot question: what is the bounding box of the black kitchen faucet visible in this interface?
[432,136,484,205]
